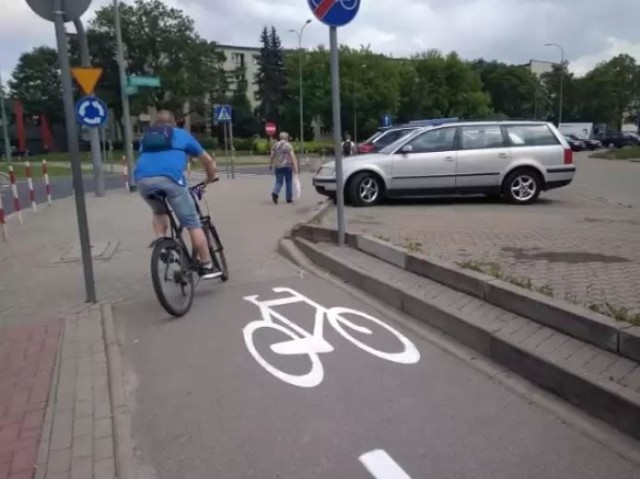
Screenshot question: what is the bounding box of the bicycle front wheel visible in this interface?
[327,307,420,364]
[150,238,195,317]
[205,223,229,281]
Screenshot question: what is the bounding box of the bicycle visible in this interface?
[148,180,229,317]
[242,287,420,388]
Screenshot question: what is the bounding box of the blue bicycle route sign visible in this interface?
[307,0,360,27]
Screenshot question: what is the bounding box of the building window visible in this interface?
[231,52,245,68]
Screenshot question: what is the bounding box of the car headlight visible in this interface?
[317,166,335,177]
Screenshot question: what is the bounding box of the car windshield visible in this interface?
[362,131,383,143]
[379,128,425,154]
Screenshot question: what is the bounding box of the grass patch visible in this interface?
[458,260,639,326]
[588,303,640,326]
[0,163,74,178]
[457,260,554,297]
[591,146,640,161]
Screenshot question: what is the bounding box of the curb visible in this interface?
[101,303,135,479]
[292,224,640,363]
[288,231,640,442]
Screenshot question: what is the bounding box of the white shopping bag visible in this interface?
[293,174,302,201]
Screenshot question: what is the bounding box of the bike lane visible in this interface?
[115,265,640,479]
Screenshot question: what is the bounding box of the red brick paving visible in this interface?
[0,321,61,479]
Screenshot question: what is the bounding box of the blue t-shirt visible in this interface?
[134,127,204,186]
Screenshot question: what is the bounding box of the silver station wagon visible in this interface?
[313,121,576,206]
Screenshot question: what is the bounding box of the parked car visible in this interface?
[623,132,640,145]
[313,121,575,206]
[595,132,636,149]
[357,126,418,154]
[564,136,585,152]
[565,134,601,151]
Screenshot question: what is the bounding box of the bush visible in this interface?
[200,138,219,151]
[233,138,255,152]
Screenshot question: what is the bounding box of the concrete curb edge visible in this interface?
[101,303,135,479]
[290,235,640,442]
[292,223,640,363]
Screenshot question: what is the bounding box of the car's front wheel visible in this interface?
[348,172,383,207]
[503,169,542,205]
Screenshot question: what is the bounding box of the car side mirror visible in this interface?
[400,144,413,154]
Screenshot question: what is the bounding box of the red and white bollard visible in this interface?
[0,185,7,241]
[25,160,37,213]
[122,156,129,191]
[42,160,52,205]
[8,165,23,225]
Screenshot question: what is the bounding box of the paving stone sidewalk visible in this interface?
[322,191,640,318]
[0,321,61,479]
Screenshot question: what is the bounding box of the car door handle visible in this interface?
[498,153,509,158]
[444,156,455,162]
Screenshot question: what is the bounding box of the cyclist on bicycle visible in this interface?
[134,110,219,279]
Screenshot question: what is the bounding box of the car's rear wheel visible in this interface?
[348,172,383,207]
[502,169,542,205]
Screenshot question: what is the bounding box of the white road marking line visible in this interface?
[359,450,413,479]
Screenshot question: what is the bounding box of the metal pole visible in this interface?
[545,43,564,125]
[298,37,304,160]
[289,21,311,164]
[330,27,345,247]
[229,119,235,180]
[223,122,229,179]
[74,19,105,197]
[53,0,97,303]
[113,0,135,191]
[0,72,11,165]
[559,46,565,125]
[353,77,357,144]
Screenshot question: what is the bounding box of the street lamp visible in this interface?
[353,63,367,145]
[114,0,136,191]
[545,43,565,125]
[289,19,312,159]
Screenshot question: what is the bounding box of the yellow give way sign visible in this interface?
[71,67,103,95]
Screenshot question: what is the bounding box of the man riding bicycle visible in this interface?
[134,110,219,279]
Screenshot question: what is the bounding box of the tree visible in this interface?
[8,47,62,123]
[230,67,260,137]
[398,51,492,121]
[473,61,541,119]
[83,0,227,137]
[576,54,640,129]
[255,26,287,124]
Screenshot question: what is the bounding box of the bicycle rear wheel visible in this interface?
[205,222,229,281]
[150,238,195,317]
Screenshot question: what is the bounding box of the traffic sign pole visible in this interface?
[229,118,235,180]
[74,18,105,198]
[114,0,136,192]
[330,27,346,247]
[53,0,97,303]
[309,0,360,247]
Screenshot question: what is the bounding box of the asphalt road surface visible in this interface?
[113,180,640,479]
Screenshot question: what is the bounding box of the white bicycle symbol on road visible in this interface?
[242,287,420,388]
[310,0,359,11]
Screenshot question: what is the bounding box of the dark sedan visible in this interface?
[565,134,601,151]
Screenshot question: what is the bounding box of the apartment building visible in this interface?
[218,44,261,109]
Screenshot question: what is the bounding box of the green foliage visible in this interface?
[8,47,62,122]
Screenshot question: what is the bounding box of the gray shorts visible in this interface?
[136,176,201,229]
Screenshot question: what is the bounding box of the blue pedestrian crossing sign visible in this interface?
[381,113,392,128]
[75,96,108,128]
[214,105,233,124]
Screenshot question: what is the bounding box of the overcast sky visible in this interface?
[2,0,640,84]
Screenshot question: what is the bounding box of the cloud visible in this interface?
[2,0,640,83]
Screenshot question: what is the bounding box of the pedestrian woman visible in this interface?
[269,131,299,204]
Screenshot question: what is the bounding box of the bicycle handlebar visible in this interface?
[189,177,219,201]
